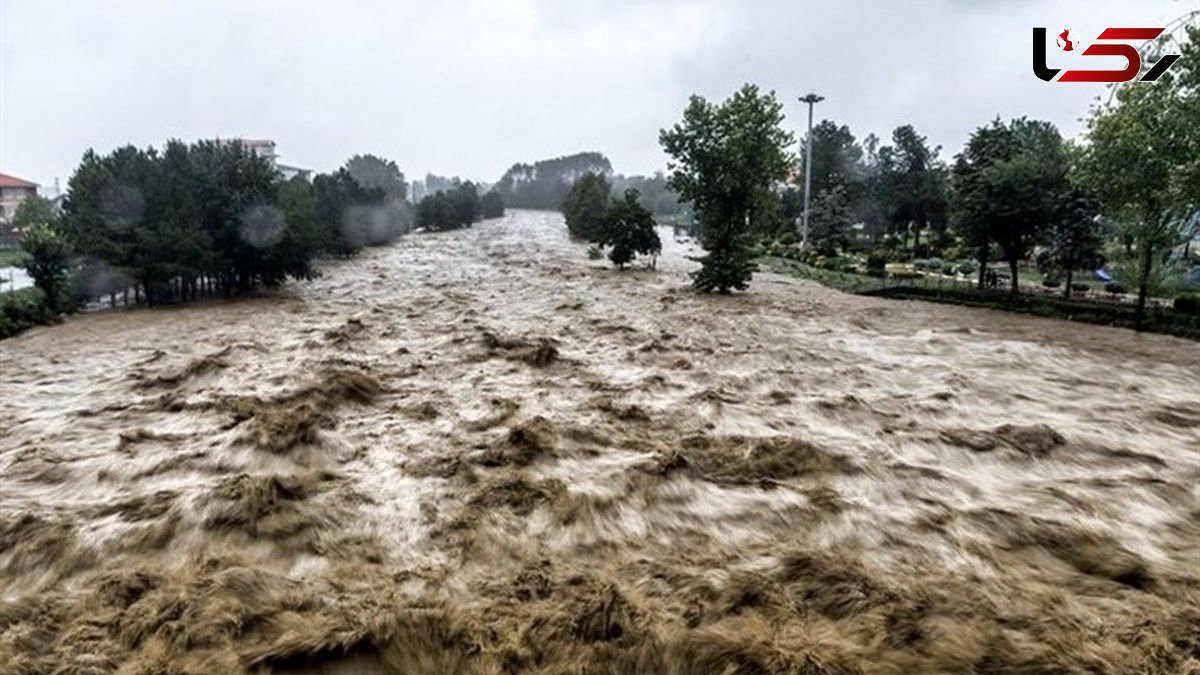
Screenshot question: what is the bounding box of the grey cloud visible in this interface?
[0,0,1187,187]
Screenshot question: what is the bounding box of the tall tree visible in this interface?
[798,120,865,204]
[480,189,506,219]
[344,154,408,202]
[660,84,794,293]
[10,195,57,233]
[561,172,612,242]
[808,185,852,255]
[601,189,661,269]
[1075,25,1200,327]
[497,152,613,209]
[313,168,385,254]
[951,118,1067,294]
[61,139,316,304]
[1042,187,1102,298]
[877,126,947,250]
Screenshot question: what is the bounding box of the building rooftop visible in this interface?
[0,172,38,189]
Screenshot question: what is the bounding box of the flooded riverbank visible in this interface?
[1,210,1198,673]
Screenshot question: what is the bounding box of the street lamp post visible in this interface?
[798,92,824,245]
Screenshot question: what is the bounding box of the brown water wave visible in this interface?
[1,210,1198,674]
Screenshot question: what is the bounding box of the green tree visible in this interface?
[610,172,681,215]
[415,184,479,231]
[313,168,385,254]
[808,185,852,255]
[451,182,481,226]
[601,189,661,269]
[497,152,612,209]
[1042,188,1102,298]
[11,195,56,233]
[415,192,452,231]
[878,125,947,251]
[561,172,612,241]
[344,154,408,201]
[480,189,506,219]
[798,120,865,210]
[660,84,794,293]
[1075,26,1199,327]
[272,177,325,281]
[20,223,72,312]
[951,118,1068,294]
[61,139,318,304]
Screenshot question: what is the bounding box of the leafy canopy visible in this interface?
[601,189,661,269]
[660,84,794,293]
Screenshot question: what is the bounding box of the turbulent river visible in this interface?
[1,209,1198,674]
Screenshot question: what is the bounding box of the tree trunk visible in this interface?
[1009,258,1019,296]
[1135,241,1153,331]
[977,248,988,290]
[1064,267,1074,299]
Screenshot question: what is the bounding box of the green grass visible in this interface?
[0,248,28,267]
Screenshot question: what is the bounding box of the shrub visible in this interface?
[1104,282,1127,295]
[866,253,887,275]
[1175,293,1200,314]
[956,260,977,276]
[1071,283,1089,293]
[586,244,603,260]
[890,270,923,280]
[0,287,57,339]
[841,264,858,273]
[1042,278,1062,288]
[941,263,957,275]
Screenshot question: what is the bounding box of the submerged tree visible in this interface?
[660,84,793,293]
[561,172,611,242]
[601,189,661,269]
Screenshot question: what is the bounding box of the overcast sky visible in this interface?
[0,0,1191,187]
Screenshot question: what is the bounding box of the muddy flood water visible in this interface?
[1,210,1198,674]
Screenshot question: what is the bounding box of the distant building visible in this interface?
[229,138,279,164]
[277,164,313,181]
[219,138,312,182]
[0,172,39,225]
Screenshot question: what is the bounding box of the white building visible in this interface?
[220,138,311,181]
